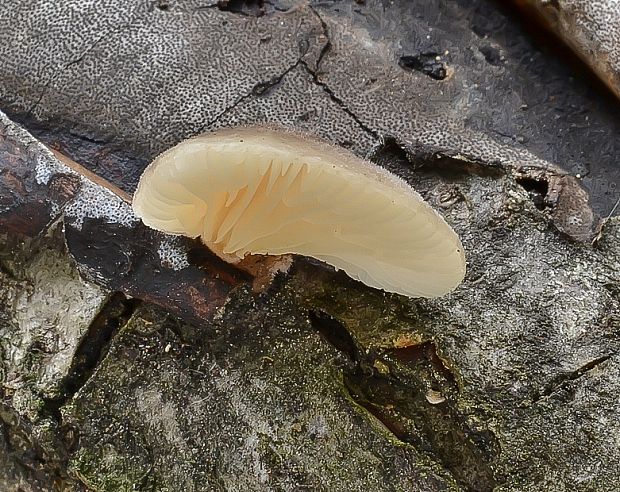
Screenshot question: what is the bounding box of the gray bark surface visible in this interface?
[0,1,619,491]
[516,0,620,101]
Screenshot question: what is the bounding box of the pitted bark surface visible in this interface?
[1,1,620,491]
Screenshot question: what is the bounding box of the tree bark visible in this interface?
[0,1,619,491]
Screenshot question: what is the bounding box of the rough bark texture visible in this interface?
[515,0,620,101]
[1,1,619,220]
[0,1,619,491]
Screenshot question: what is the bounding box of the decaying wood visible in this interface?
[0,116,247,325]
[1,1,620,490]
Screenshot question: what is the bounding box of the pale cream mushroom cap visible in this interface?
[132,127,466,298]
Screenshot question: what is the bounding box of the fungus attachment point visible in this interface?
[133,127,466,298]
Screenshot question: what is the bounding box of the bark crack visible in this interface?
[307,308,498,491]
[302,6,380,141]
[533,353,616,403]
[27,16,144,117]
[198,44,311,132]
[307,5,331,71]
[39,293,141,422]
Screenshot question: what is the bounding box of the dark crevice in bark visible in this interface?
[399,53,448,80]
[0,259,19,282]
[308,5,332,70]
[187,240,252,284]
[301,6,380,141]
[154,1,171,12]
[532,353,615,403]
[191,0,302,16]
[301,60,379,140]
[343,366,497,492]
[40,292,141,423]
[307,309,498,492]
[387,342,459,391]
[371,137,505,181]
[516,176,551,211]
[198,43,312,133]
[216,0,266,16]
[308,309,358,362]
[19,293,142,488]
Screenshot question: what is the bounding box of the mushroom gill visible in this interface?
[132,127,466,298]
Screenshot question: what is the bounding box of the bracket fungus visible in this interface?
[133,127,466,298]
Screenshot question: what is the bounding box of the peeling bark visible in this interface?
[0,114,247,325]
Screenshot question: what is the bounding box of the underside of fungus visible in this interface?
[132,127,466,298]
